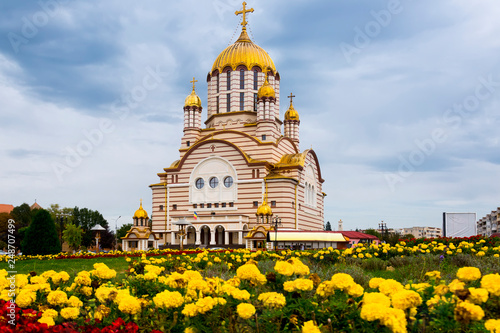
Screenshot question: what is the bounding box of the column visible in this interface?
[224,231,229,245]
[210,230,216,245]
[195,230,201,246]
[238,231,242,245]
[171,231,176,245]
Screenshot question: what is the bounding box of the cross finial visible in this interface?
[190,77,198,91]
[288,93,295,104]
[235,2,254,28]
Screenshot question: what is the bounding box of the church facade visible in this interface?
[149,4,326,250]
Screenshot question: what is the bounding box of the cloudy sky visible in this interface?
[1,0,499,232]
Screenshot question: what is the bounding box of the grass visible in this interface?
[1,256,131,281]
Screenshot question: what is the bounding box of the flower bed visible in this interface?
[1,241,500,332]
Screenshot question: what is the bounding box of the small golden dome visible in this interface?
[211,28,276,74]
[184,89,202,108]
[257,75,275,99]
[256,200,273,216]
[133,200,149,219]
[284,102,299,121]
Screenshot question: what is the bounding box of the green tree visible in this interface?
[364,228,382,239]
[62,223,83,252]
[72,207,110,247]
[325,221,332,231]
[11,203,36,228]
[117,223,133,239]
[21,210,61,255]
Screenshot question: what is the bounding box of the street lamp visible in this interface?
[91,224,106,253]
[173,218,192,251]
[271,215,282,251]
[114,216,121,250]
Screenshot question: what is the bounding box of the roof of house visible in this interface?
[0,204,14,214]
[332,231,380,240]
[268,230,349,242]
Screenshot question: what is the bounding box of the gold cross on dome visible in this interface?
[235,2,254,28]
[190,77,198,91]
[288,93,295,104]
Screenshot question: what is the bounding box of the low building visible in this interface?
[335,231,380,247]
[477,208,499,237]
[267,230,350,250]
[0,204,14,214]
[121,200,161,251]
[397,226,442,238]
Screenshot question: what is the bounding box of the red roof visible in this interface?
[0,204,14,214]
[333,231,379,240]
[275,230,379,240]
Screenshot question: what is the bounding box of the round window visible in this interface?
[224,176,233,188]
[209,177,219,188]
[195,178,204,189]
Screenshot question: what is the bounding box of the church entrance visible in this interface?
[215,225,225,245]
[200,226,211,246]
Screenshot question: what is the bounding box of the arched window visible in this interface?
[304,165,316,207]
[227,70,231,90]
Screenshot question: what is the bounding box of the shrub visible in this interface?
[21,210,61,255]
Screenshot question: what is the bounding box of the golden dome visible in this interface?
[133,200,149,219]
[184,89,202,108]
[257,75,275,99]
[211,28,276,74]
[256,200,273,216]
[284,102,299,121]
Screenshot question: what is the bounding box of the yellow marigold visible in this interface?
[74,271,92,286]
[288,258,310,276]
[391,289,422,310]
[363,292,391,307]
[42,309,58,318]
[60,307,80,320]
[360,303,387,321]
[95,286,116,303]
[92,263,117,280]
[485,319,500,333]
[67,296,83,308]
[16,290,36,308]
[284,278,314,292]
[195,296,217,314]
[433,284,449,296]
[467,287,488,304]
[30,276,47,284]
[449,279,465,293]
[118,295,142,315]
[302,320,321,333]
[15,274,29,289]
[229,288,251,301]
[258,292,286,308]
[330,273,355,291]
[38,316,55,327]
[153,290,184,309]
[47,290,69,306]
[381,307,407,333]
[347,283,364,298]
[182,303,199,317]
[237,303,256,320]
[81,286,93,297]
[369,277,385,289]
[378,279,404,296]
[144,264,164,276]
[274,261,294,276]
[481,273,500,296]
[185,328,197,333]
[52,271,71,284]
[454,301,485,322]
[456,267,481,282]
[236,264,266,285]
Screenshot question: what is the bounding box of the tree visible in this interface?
[21,210,61,255]
[401,233,416,240]
[72,207,109,247]
[62,223,83,252]
[364,229,382,239]
[117,223,133,239]
[325,221,332,231]
[11,203,36,228]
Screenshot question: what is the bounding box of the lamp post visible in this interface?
[114,216,121,250]
[271,215,282,252]
[173,218,192,251]
[90,225,106,253]
[379,221,387,242]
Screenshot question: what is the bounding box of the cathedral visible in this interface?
[124,3,327,251]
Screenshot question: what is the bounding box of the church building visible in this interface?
[149,3,326,250]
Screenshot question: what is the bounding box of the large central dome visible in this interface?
[211,28,276,75]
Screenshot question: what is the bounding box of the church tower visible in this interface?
[283,93,300,147]
[181,78,202,151]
